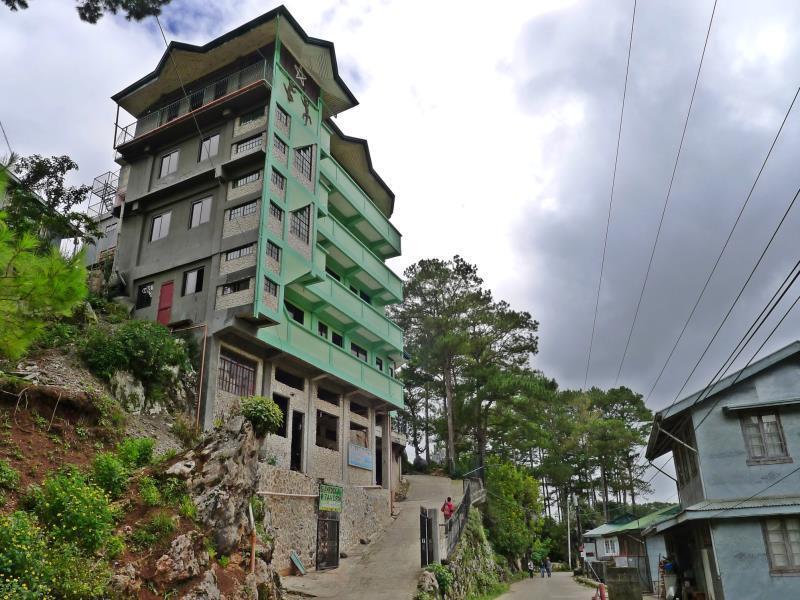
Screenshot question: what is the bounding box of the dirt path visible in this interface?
[498,572,595,600]
[284,474,462,599]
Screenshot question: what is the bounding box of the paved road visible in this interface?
[284,474,462,599]
[498,572,595,600]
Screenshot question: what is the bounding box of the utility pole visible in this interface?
[566,495,572,569]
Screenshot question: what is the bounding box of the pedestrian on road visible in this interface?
[540,560,546,578]
[441,496,455,520]
[545,557,552,578]
[527,559,534,578]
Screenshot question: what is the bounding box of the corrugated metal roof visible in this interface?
[584,505,681,537]
[685,496,800,512]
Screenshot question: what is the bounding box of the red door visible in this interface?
[157,281,174,326]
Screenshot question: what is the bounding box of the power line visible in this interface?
[0,119,12,157]
[614,0,719,385]
[644,87,800,401]
[585,0,638,388]
[656,183,800,416]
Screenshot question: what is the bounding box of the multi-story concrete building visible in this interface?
[102,6,404,492]
[644,341,800,600]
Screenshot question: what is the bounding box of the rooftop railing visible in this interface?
[114,60,270,148]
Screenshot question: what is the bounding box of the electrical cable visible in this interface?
[614,0,719,385]
[584,0,638,388]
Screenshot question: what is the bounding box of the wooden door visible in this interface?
[157,281,174,325]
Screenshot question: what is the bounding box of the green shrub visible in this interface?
[0,511,50,597]
[35,321,80,349]
[79,320,189,391]
[218,555,230,568]
[45,542,111,599]
[139,476,161,506]
[157,475,187,505]
[129,512,176,549]
[178,495,197,520]
[171,414,200,449]
[104,535,125,560]
[90,392,126,432]
[28,469,116,553]
[0,459,20,490]
[116,437,155,469]
[426,563,454,594]
[92,452,128,498]
[240,396,284,436]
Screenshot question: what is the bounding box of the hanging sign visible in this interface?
[348,443,373,470]
[319,483,343,512]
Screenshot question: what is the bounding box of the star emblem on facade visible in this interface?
[294,64,307,87]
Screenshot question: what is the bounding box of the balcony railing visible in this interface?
[114,61,270,148]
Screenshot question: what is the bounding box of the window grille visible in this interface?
[225,244,255,261]
[290,205,311,243]
[271,169,286,191]
[236,135,263,154]
[294,146,313,180]
[233,171,260,188]
[264,277,278,297]
[267,241,281,261]
[240,107,265,125]
[218,349,257,396]
[229,201,258,220]
[221,279,250,295]
[276,106,290,128]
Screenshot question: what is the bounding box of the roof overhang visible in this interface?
[646,497,800,535]
[326,119,395,218]
[112,5,357,119]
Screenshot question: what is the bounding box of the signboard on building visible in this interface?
[319,483,343,513]
[348,443,372,470]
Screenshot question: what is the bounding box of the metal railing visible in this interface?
[445,484,472,558]
[86,170,120,217]
[115,60,270,148]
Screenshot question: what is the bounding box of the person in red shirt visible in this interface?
[441,496,455,520]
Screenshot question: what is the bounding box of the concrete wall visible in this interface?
[257,464,391,575]
[692,358,800,501]
[712,518,799,599]
[645,533,667,592]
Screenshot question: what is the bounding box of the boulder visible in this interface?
[419,570,439,594]
[110,370,148,414]
[109,563,141,596]
[154,531,209,584]
[180,569,220,600]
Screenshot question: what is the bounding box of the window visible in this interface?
[269,202,284,221]
[182,267,204,295]
[189,197,212,228]
[350,285,359,295]
[136,282,153,309]
[266,241,281,262]
[389,361,396,378]
[350,421,368,447]
[285,300,304,324]
[221,279,249,295]
[240,107,265,125]
[217,348,257,396]
[276,106,290,128]
[325,267,341,282]
[295,146,313,181]
[316,411,339,451]
[290,205,311,243]
[229,201,258,220]
[275,368,304,391]
[105,223,117,235]
[603,538,618,556]
[270,169,286,191]
[351,342,367,362]
[233,171,260,188]
[150,212,171,241]
[273,394,289,437]
[159,150,180,178]
[264,277,278,297]
[214,79,228,100]
[375,357,383,372]
[765,518,800,573]
[742,412,790,464]
[318,388,339,405]
[198,134,220,161]
[189,89,204,111]
[332,331,343,348]
[225,244,255,261]
[235,135,263,154]
[274,136,288,155]
[350,402,368,418]
[318,322,328,339]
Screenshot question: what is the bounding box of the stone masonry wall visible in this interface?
[257,464,391,575]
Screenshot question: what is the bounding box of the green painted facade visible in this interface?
[252,39,404,409]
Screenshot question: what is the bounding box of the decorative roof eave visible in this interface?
[325,118,395,218]
[112,5,358,118]
[645,340,800,459]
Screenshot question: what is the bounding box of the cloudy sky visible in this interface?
[3,0,800,500]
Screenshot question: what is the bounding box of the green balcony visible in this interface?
[259,316,403,408]
[319,155,402,259]
[301,275,403,357]
[316,215,403,304]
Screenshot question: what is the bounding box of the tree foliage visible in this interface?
[3,0,172,23]
[484,459,541,558]
[0,166,87,360]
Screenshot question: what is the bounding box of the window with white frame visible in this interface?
[182,267,204,295]
[741,412,790,463]
[150,212,171,241]
[189,197,212,228]
[603,538,618,556]
[764,518,800,573]
[159,150,180,178]
[198,134,220,161]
